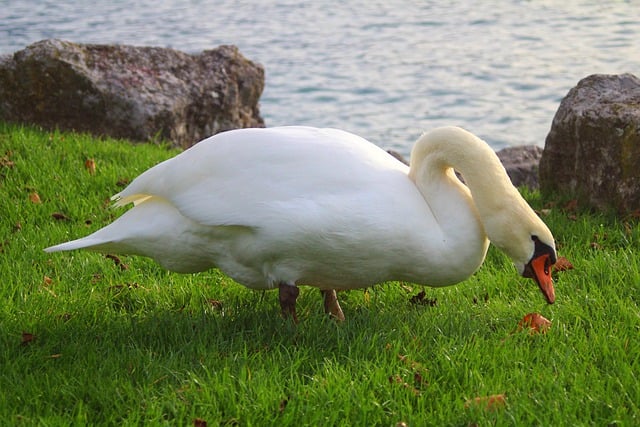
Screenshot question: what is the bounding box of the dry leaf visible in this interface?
[208,299,223,309]
[43,275,53,286]
[193,419,207,427]
[409,290,437,306]
[278,398,288,414]
[85,158,96,174]
[52,212,70,221]
[518,313,551,334]
[627,210,640,220]
[105,254,129,270]
[0,153,15,168]
[109,283,140,292]
[29,192,42,204]
[389,375,420,396]
[464,394,506,411]
[554,256,574,272]
[564,199,578,212]
[21,332,35,346]
[394,354,429,392]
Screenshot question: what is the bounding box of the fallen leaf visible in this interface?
[85,158,96,174]
[21,332,35,346]
[105,254,129,270]
[51,212,70,221]
[29,192,42,204]
[409,290,437,306]
[388,375,420,396]
[193,419,207,427]
[564,199,578,212]
[0,153,15,168]
[396,354,429,391]
[108,282,140,292]
[208,299,223,309]
[627,210,640,220]
[518,313,551,334]
[116,178,130,187]
[554,256,574,272]
[278,398,288,414]
[414,371,428,387]
[464,394,506,411]
[43,275,53,286]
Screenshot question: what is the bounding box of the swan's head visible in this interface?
[521,235,557,304]
[486,203,557,304]
[410,126,557,303]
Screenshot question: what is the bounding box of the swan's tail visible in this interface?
[44,194,154,254]
[44,237,113,253]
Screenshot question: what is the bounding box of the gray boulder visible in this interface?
[539,74,640,214]
[496,145,542,189]
[0,39,265,148]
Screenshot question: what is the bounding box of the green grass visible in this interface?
[1,122,639,426]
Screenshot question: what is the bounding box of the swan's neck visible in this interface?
[408,127,525,254]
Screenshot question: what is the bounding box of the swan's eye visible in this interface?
[530,235,557,265]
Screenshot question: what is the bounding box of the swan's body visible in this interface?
[46,126,556,320]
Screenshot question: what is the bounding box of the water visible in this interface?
[2,0,639,156]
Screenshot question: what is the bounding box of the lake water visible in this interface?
[2,0,639,156]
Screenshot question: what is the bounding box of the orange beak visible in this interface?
[530,254,555,304]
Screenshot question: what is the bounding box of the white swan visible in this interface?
[45,126,557,321]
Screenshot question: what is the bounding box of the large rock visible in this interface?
[496,145,542,189]
[539,74,640,213]
[0,39,265,147]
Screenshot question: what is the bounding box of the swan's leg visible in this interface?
[278,282,300,323]
[321,289,345,321]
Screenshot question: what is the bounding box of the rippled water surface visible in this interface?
[2,1,639,155]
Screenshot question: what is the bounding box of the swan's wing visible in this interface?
[113,126,412,228]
